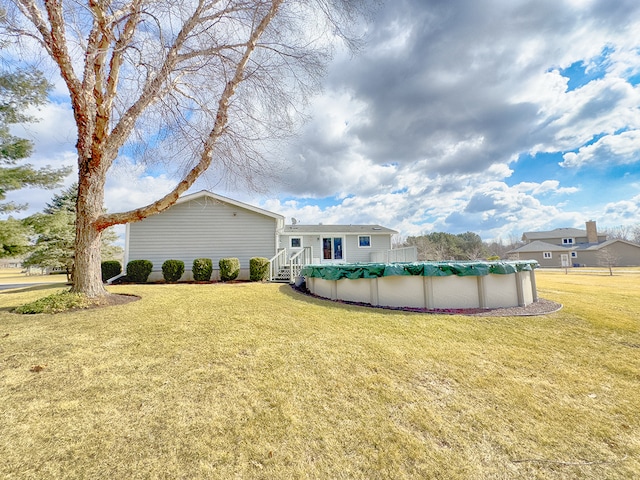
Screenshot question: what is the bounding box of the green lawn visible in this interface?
[1,270,639,479]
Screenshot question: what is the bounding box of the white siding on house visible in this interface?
[280,233,392,263]
[345,234,391,263]
[127,196,278,279]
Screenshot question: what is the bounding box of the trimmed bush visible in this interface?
[126,259,153,283]
[192,258,213,282]
[162,259,185,283]
[250,257,270,282]
[101,260,122,282]
[219,257,240,282]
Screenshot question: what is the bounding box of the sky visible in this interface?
[5,0,640,244]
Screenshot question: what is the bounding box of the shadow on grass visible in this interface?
[0,283,69,295]
[277,283,562,317]
[277,283,417,317]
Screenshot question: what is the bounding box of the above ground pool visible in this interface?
[300,261,539,310]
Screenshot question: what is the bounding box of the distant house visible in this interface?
[508,221,640,267]
[0,258,23,268]
[123,190,403,282]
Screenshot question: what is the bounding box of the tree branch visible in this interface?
[96,0,284,230]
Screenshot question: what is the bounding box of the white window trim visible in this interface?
[358,235,372,248]
[543,252,552,259]
[571,251,577,258]
[290,237,302,249]
[562,238,574,245]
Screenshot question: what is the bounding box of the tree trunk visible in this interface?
[70,170,109,297]
[72,215,107,297]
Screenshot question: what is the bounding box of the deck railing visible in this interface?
[268,247,313,282]
[289,247,313,281]
[269,248,287,281]
[370,246,418,263]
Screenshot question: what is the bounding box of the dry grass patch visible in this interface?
[1,272,639,479]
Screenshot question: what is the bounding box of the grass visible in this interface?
[0,268,68,285]
[1,269,639,479]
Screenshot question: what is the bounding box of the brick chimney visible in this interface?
[586,220,598,244]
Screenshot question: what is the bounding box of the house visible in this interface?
[279,224,398,264]
[122,190,402,282]
[521,221,607,246]
[507,220,640,267]
[125,190,284,281]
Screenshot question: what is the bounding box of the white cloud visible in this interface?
[602,194,640,221]
[6,0,640,245]
[560,129,640,167]
[515,180,580,195]
[104,158,177,213]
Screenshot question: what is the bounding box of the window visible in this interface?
[358,235,371,248]
[571,252,577,258]
[322,237,343,260]
[562,238,574,245]
[290,237,302,248]
[543,252,552,259]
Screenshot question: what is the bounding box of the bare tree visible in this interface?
[597,246,620,276]
[602,225,633,241]
[6,0,364,297]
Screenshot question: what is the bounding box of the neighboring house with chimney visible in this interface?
[507,221,640,267]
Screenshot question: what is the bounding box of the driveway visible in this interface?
[0,282,51,291]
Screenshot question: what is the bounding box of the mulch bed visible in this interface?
[102,285,562,317]
[89,293,140,308]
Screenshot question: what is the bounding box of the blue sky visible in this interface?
[5,0,640,243]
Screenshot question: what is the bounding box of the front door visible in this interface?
[322,237,343,262]
[560,254,570,267]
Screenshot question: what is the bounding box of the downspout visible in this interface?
[107,223,130,284]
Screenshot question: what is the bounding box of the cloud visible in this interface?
[514,180,580,196]
[560,129,640,167]
[104,158,177,213]
[6,0,640,244]
[603,194,640,221]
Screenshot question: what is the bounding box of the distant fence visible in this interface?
[370,246,418,263]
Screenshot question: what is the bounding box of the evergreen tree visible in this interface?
[0,67,71,212]
[23,184,122,280]
[0,216,31,258]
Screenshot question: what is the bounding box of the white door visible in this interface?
[560,254,570,267]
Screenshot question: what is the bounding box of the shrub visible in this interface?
[219,257,240,281]
[162,259,185,283]
[126,259,153,283]
[15,291,90,314]
[192,258,213,282]
[250,257,270,282]
[101,260,122,282]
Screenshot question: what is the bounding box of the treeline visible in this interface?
[401,232,517,261]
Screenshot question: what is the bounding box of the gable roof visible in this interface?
[522,227,586,240]
[576,238,640,251]
[284,224,397,235]
[508,240,572,254]
[176,190,284,221]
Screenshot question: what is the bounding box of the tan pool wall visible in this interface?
[306,270,537,309]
